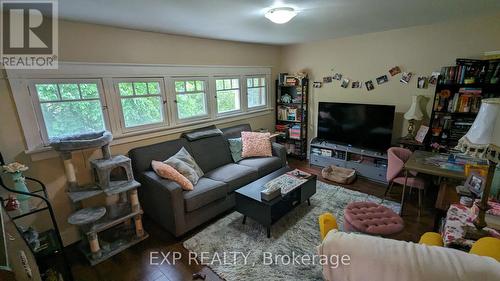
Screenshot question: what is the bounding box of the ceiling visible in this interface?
[59,0,500,45]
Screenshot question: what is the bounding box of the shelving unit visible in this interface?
[275,76,309,159]
[0,153,73,281]
[428,58,500,151]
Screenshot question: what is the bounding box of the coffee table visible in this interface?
[234,167,316,238]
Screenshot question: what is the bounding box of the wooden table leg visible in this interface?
[400,169,408,215]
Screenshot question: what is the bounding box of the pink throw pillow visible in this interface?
[151,160,194,191]
[241,131,272,158]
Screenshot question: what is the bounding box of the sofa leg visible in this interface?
[307,199,311,206]
[242,215,246,225]
[267,227,271,238]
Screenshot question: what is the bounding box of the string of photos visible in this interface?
[313,65,440,92]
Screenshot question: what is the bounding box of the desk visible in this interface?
[401,151,466,214]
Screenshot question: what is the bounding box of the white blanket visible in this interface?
[318,231,500,281]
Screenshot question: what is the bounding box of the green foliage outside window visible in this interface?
[35,83,105,139]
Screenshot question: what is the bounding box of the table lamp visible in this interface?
[455,98,500,237]
[403,95,424,139]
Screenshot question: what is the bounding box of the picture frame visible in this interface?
[464,172,486,198]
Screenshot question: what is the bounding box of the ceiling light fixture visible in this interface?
[265,7,297,24]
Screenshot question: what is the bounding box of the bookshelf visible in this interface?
[275,76,309,159]
[428,58,500,151]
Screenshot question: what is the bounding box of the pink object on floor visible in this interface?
[344,201,404,235]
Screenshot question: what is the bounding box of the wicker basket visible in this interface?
[321,165,356,184]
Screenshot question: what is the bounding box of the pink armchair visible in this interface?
[384,147,426,216]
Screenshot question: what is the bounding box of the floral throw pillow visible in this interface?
[241,131,272,158]
[164,147,204,185]
[151,160,193,191]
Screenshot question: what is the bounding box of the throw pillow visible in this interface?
[164,147,204,185]
[241,131,272,158]
[228,138,243,162]
[151,160,193,191]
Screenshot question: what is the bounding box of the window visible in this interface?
[247,77,267,108]
[115,79,166,130]
[32,81,106,141]
[215,78,241,114]
[174,79,208,120]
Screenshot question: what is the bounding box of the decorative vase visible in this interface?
[11,171,30,201]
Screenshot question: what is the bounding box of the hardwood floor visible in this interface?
[67,159,438,281]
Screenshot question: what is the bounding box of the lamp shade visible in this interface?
[404,95,424,120]
[456,98,500,162]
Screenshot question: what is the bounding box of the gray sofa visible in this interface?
[128,124,287,237]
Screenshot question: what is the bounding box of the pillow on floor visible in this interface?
[228,137,243,162]
[164,147,204,185]
[241,131,272,158]
[151,160,193,191]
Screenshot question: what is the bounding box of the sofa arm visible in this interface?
[272,142,287,166]
[140,171,186,236]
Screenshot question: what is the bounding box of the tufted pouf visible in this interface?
[344,201,404,235]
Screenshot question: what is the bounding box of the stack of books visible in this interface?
[439,58,499,85]
[289,125,301,140]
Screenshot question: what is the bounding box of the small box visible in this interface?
[261,187,281,201]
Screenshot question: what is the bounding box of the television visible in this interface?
[317,102,395,152]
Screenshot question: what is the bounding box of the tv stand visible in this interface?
[309,138,388,184]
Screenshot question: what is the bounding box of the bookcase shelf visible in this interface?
[428,58,500,151]
[275,77,309,160]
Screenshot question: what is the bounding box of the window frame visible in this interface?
[27,78,110,145]
[172,77,211,123]
[246,75,268,110]
[214,76,243,116]
[7,62,272,157]
[112,77,169,134]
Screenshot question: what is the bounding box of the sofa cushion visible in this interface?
[204,163,258,193]
[129,138,191,176]
[151,160,193,190]
[187,135,233,172]
[228,138,243,162]
[221,123,252,139]
[241,131,272,158]
[238,157,283,177]
[164,147,204,185]
[183,177,227,212]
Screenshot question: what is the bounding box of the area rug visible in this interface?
[183,181,401,281]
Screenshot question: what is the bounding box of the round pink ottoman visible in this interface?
[344,202,404,235]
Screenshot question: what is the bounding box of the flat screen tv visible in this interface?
[317,102,395,152]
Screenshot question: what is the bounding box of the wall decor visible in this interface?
[341,78,350,88]
[417,76,428,89]
[352,81,361,88]
[333,73,342,80]
[323,76,332,83]
[313,81,323,88]
[376,75,389,85]
[429,72,440,85]
[400,72,413,84]
[365,80,375,91]
[389,66,401,76]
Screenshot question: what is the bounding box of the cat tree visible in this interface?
[51,131,148,265]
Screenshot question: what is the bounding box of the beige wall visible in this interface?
[0,20,281,245]
[280,13,500,144]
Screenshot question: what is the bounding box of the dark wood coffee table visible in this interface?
[234,167,316,238]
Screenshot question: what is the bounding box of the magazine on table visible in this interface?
[263,169,311,195]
